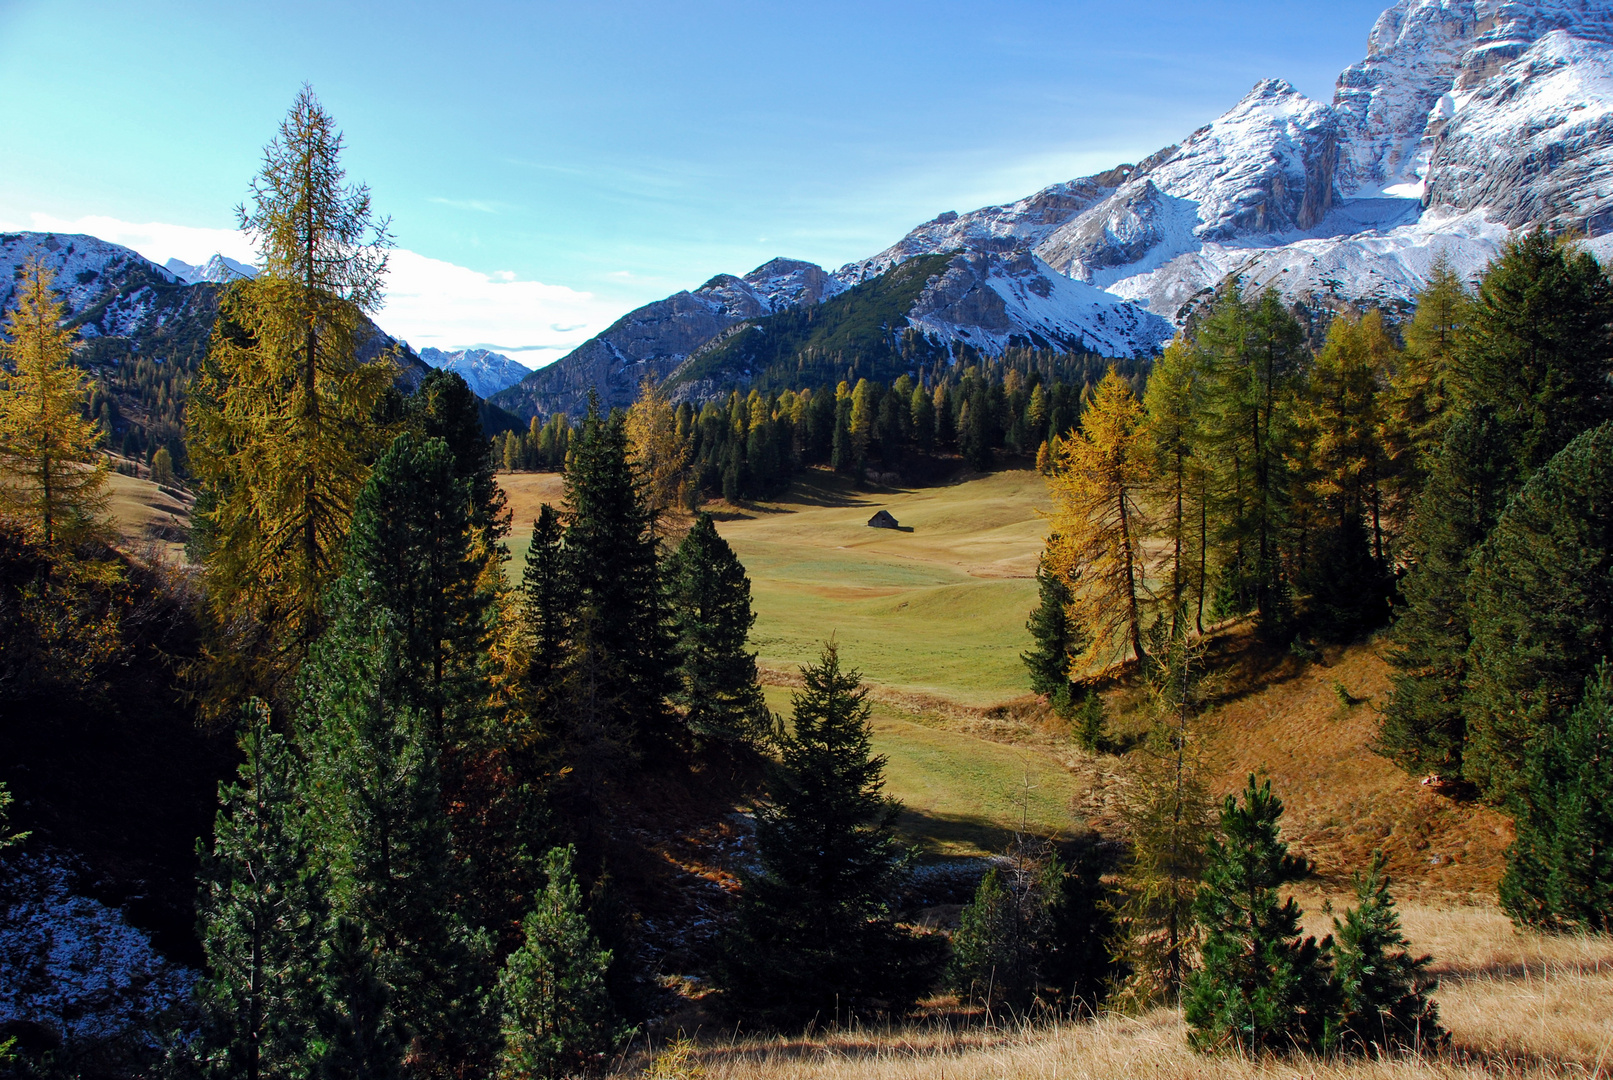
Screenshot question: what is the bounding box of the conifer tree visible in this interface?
[1196,284,1302,637]
[561,393,674,759]
[187,86,396,666]
[950,864,1042,1013]
[1379,407,1514,779]
[1499,663,1613,933]
[519,504,571,722]
[0,780,26,853]
[719,643,940,1024]
[0,259,108,547]
[410,368,511,552]
[1294,310,1395,637]
[314,916,404,1080]
[1046,368,1152,665]
[345,432,491,744]
[666,513,767,745]
[1022,546,1089,714]
[496,846,622,1080]
[300,596,495,1079]
[1465,422,1613,803]
[1328,852,1445,1055]
[1114,623,1214,1005]
[1383,255,1468,502]
[196,702,328,1080]
[1184,777,1332,1055]
[1454,228,1613,474]
[1143,339,1207,635]
[625,376,690,527]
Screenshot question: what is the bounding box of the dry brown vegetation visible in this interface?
[622,907,1613,1079]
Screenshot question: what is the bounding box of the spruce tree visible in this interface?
[1379,407,1514,779]
[1454,228,1613,474]
[1184,776,1332,1055]
[561,392,675,759]
[1465,422,1613,803]
[0,259,109,548]
[666,513,768,745]
[1500,663,1613,933]
[496,846,622,1080]
[187,86,395,665]
[719,643,941,1025]
[1328,852,1445,1055]
[195,702,328,1080]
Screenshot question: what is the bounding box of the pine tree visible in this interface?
[0,780,26,853]
[1184,776,1333,1055]
[1465,422,1613,803]
[410,368,511,553]
[300,595,495,1079]
[1500,663,1613,932]
[496,846,622,1080]
[1378,407,1514,779]
[1021,546,1089,714]
[186,86,396,668]
[719,643,941,1024]
[345,432,491,744]
[1328,852,1445,1055]
[314,917,405,1080]
[1046,368,1152,665]
[0,259,109,547]
[1454,228,1613,474]
[666,513,767,745]
[195,702,329,1080]
[561,393,675,760]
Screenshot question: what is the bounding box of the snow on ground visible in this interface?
[0,849,197,1053]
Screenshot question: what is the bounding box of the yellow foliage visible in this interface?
[1046,368,1152,668]
[0,259,109,547]
[626,375,690,526]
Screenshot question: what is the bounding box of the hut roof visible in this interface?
[867,510,899,529]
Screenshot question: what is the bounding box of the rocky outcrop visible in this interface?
[1424,31,1613,230]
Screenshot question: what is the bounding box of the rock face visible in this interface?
[163,254,256,284]
[419,346,532,398]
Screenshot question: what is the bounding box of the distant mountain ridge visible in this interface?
[164,254,256,284]
[493,0,1613,422]
[418,347,532,398]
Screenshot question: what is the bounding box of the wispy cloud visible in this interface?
[0,212,617,369]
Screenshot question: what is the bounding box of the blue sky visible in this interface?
[0,0,1392,365]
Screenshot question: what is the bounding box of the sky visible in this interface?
[0,0,1394,367]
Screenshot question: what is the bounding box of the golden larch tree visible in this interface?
[0,259,108,547]
[187,85,396,658]
[625,374,689,526]
[1047,367,1153,667]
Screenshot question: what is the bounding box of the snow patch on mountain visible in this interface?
[419,346,533,398]
[163,254,256,284]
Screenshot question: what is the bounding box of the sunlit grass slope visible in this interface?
[719,469,1048,706]
[761,684,1080,858]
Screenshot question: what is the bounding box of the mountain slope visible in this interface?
[419,346,532,398]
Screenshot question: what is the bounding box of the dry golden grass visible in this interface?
[624,904,1613,1079]
[103,465,193,562]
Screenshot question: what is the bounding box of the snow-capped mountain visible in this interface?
[418,347,533,398]
[163,254,256,284]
